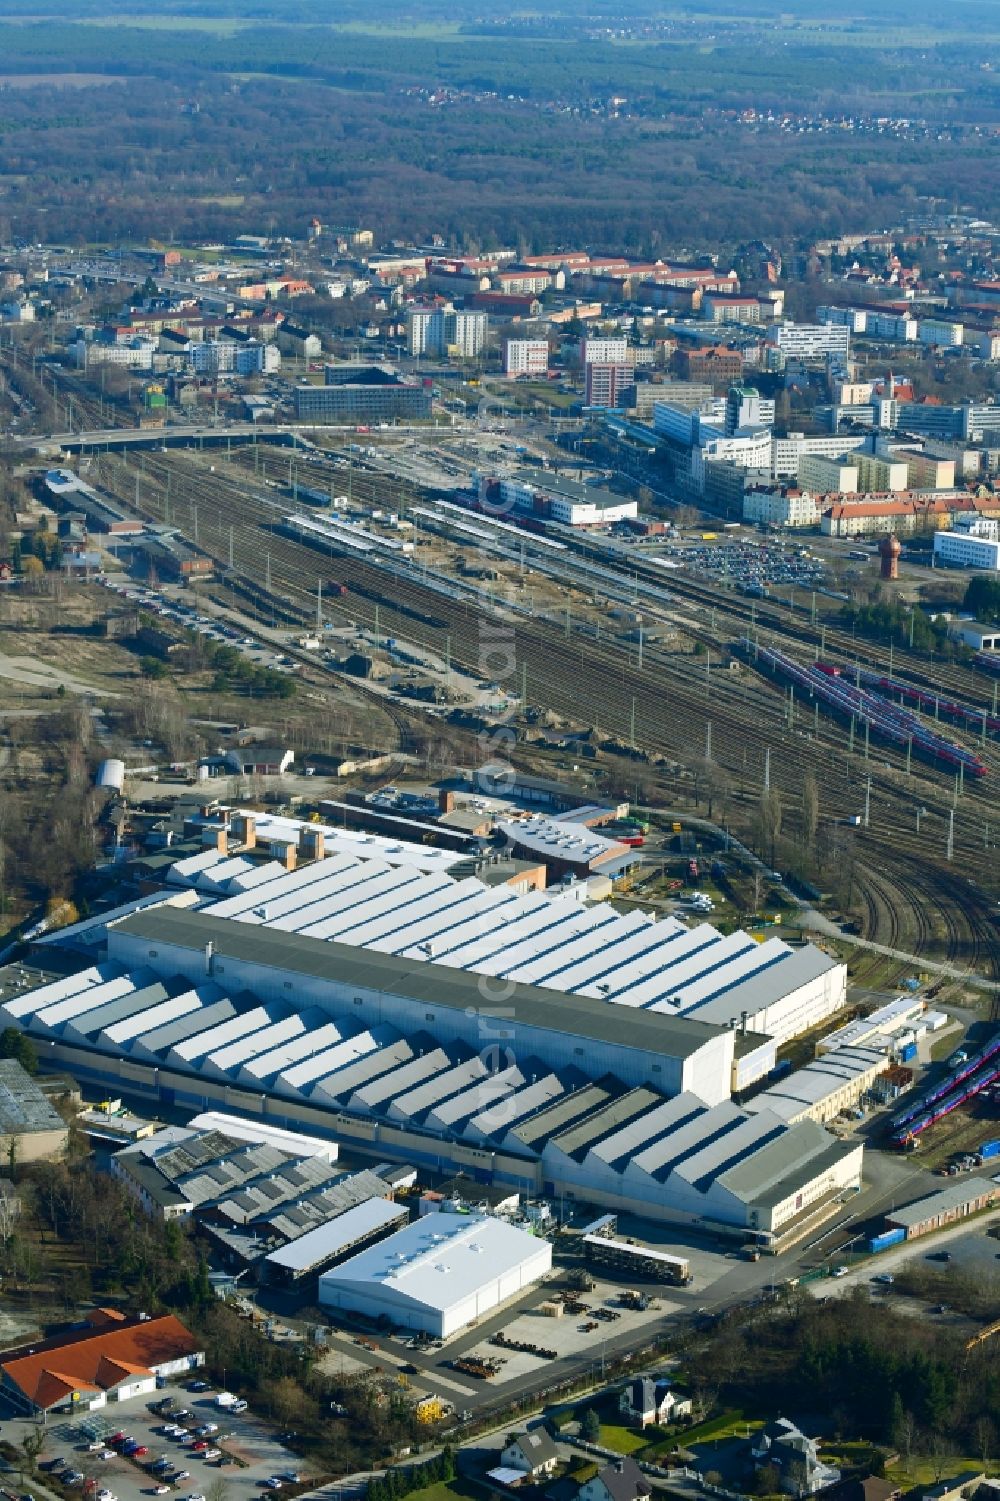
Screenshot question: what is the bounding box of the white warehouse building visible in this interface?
[318,1213,552,1337]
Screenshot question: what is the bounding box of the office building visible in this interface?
[725,385,775,435]
[295,372,431,424]
[933,522,1000,570]
[768,323,851,358]
[743,487,822,528]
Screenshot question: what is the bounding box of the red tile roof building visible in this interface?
[0,1310,203,1415]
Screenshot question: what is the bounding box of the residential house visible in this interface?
[750,1418,841,1497]
[500,1429,561,1476]
[619,1377,693,1428]
[824,1477,902,1501]
[578,1458,652,1501]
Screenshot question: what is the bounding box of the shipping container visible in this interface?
[979,1139,1000,1161]
[898,1042,918,1063]
[868,1227,906,1254]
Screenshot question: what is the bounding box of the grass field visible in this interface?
[0,71,131,86]
[403,1480,484,1501]
[74,14,251,31]
[886,1457,992,1488]
[596,1424,652,1456]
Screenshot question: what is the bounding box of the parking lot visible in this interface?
[13,1380,308,1501]
[657,538,827,594]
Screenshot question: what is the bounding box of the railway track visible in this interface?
[242,441,998,709]
[93,447,1000,971]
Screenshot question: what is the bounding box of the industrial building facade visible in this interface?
[4,897,862,1246]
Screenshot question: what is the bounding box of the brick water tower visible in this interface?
[879,533,901,581]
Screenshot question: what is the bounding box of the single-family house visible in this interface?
[578,1457,652,1501]
[750,1418,840,1497]
[619,1377,692,1428]
[500,1429,560,1476]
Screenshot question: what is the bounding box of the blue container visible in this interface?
[868,1227,906,1254]
[899,1043,918,1063]
[980,1139,1000,1161]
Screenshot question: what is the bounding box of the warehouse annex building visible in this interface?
[4,907,863,1248]
[0,1057,70,1162]
[318,1213,552,1337]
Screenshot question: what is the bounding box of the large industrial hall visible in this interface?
[2,839,865,1247]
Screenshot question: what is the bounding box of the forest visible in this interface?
[692,1290,999,1468]
[0,1,998,252]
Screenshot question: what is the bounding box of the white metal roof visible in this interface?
[388,1056,489,1122]
[747,1046,886,1119]
[202,1014,312,1076]
[265,1196,404,1273]
[193,848,839,1044]
[318,1213,548,1315]
[497,814,625,864]
[277,1025,393,1092]
[167,1005,278,1065]
[31,972,149,1031]
[0,963,110,1020]
[464,1072,566,1142]
[237,1022,346,1085]
[186,1111,338,1163]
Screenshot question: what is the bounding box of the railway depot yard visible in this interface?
[2,420,998,997]
[66,433,998,969]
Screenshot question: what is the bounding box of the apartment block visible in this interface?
[503,338,549,377]
[586,362,634,408]
[580,336,630,365]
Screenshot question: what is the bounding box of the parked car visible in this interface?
[831,1264,849,1277]
[872,1272,894,1285]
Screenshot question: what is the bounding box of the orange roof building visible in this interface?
[0,1310,203,1415]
